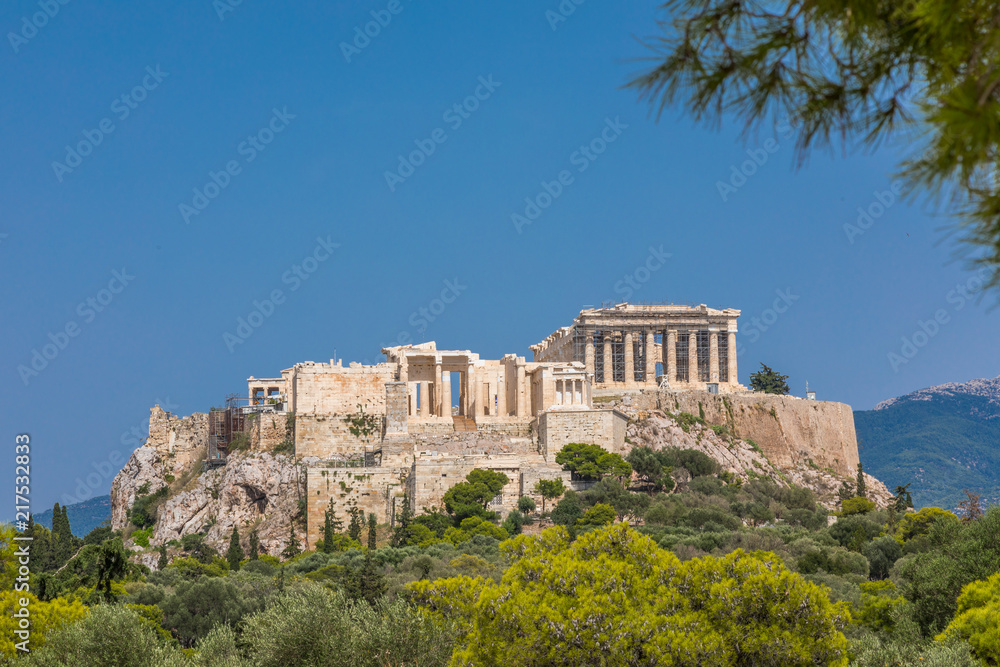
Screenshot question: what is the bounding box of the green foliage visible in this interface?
[748,364,790,395]
[442,469,510,523]
[626,446,675,493]
[936,570,1000,664]
[855,463,867,499]
[517,495,536,514]
[367,513,377,550]
[236,584,453,667]
[410,523,851,665]
[840,496,876,516]
[550,490,585,528]
[159,576,260,648]
[343,553,388,606]
[554,443,632,481]
[157,545,168,571]
[850,631,981,667]
[391,493,414,547]
[673,411,705,432]
[629,0,1000,289]
[226,526,245,571]
[576,503,616,528]
[532,478,565,513]
[128,486,169,530]
[895,507,959,542]
[248,529,260,561]
[444,517,508,545]
[281,524,300,560]
[342,404,381,444]
[180,533,219,564]
[863,536,902,580]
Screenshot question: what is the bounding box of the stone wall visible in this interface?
[296,414,378,459]
[411,454,531,513]
[289,363,394,415]
[248,411,289,452]
[537,409,628,459]
[637,390,860,476]
[305,465,406,547]
[147,406,208,473]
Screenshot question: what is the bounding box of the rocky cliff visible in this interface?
[110,406,304,561]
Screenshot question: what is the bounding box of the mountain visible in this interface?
[856,376,1000,511]
[33,495,112,538]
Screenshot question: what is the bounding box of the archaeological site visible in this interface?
[111,302,888,557]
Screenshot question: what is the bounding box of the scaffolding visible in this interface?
[675,333,689,382]
[697,331,711,382]
[718,334,729,383]
[611,333,625,383]
[594,330,606,383]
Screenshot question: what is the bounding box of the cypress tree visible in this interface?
[248,529,260,560]
[856,463,867,499]
[344,552,386,606]
[348,507,362,542]
[227,526,244,571]
[391,494,413,547]
[323,506,336,554]
[281,523,300,560]
[52,503,74,566]
[157,544,168,570]
[367,513,377,551]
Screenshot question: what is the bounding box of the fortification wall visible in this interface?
[290,364,393,415]
[296,414,376,459]
[305,465,407,547]
[635,390,860,476]
[537,409,627,459]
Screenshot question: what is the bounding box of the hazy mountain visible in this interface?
[856,376,1000,511]
[33,495,112,538]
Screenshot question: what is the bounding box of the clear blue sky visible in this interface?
[2,0,998,516]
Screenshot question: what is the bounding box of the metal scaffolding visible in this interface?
[675,333,689,382]
[718,334,729,383]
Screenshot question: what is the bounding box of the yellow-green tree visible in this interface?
[0,590,87,659]
[937,570,1000,664]
[409,523,850,666]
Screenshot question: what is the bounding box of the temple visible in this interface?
[531,303,744,393]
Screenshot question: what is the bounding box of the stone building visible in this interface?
[531,303,744,393]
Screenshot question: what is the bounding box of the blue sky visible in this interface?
[2,0,998,516]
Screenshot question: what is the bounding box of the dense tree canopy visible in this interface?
[554,443,632,481]
[630,0,1000,290]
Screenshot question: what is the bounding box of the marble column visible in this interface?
[645,331,656,383]
[584,335,595,377]
[441,370,451,417]
[728,331,738,385]
[688,331,698,385]
[419,382,429,417]
[434,362,443,416]
[667,330,677,382]
[710,331,720,383]
[624,331,635,386]
[516,365,527,417]
[602,333,612,384]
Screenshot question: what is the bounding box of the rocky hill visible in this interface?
[856,375,1000,510]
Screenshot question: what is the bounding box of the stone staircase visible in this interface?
[452,415,477,433]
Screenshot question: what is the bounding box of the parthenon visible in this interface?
[531,303,744,393]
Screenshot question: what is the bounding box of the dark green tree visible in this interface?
[157,544,168,571]
[626,447,676,494]
[348,507,363,542]
[534,478,566,514]
[629,0,1000,291]
[748,364,790,395]
[226,526,244,571]
[248,529,260,560]
[855,463,867,499]
[554,443,632,482]
[367,513,377,551]
[323,504,337,555]
[343,552,387,606]
[391,493,413,547]
[893,484,915,512]
[442,469,510,524]
[281,524,300,560]
[96,536,128,601]
[159,576,259,648]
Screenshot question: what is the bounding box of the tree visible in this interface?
[554,443,632,482]
[248,528,260,560]
[517,495,536,514]
[323,504,337,555]
[348,507,363,542]
[344,552,387,606]
[748,364,790,395]
[626,446,676,493]
[159,576,258,648]
[855,463,867,499]
[893,484,914,512]
[367,513,377,550]
[937,570,1000,664]
[533,478,566,514]
[157,544,168,571]
[226,526,245,571]
[391,493,413,547]
[95,536,128,601]
[575,503,616,528]
[281,524,300,560]
[957,489,984,523]
[443,469,510,524]
[629,0,1000,291]
[409,523,851,665]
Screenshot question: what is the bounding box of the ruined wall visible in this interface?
[296,414,378,459]
[289,364,394,415]
[305,466,406,547]
[147,406,208,473]
[536,409,628,459]
[638,390,860,476]
[248,411,289,452]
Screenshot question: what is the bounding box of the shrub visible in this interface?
[840,497,876,516]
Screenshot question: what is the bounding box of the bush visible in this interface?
[840,497,875,516]
[239,584,454,667]
[936,570,1000,664]
[159,576,260,647]
[863,536,902,580]
[517,496,536,514]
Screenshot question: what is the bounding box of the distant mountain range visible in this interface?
[33,495,112,538]
[856,376,1000,511]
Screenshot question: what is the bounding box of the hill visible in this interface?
[33,495,112,538]
[856,376,1000,510]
